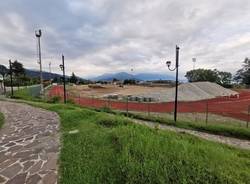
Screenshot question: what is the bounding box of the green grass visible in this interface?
[105,110,250,140]
[0,112,4,129]
[11,87,250,140]
[20,101,250,184]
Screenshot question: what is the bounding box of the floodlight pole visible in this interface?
[35,29,44,96]
[9,60,13,97]
[166,45,180,122]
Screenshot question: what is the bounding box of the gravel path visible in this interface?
[0,101,60,184]
[134,119,250,150]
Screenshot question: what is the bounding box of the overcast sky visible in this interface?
[0,0,250,79]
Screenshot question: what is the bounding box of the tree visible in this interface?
[12,60,25,77]
[234,58,250,85]
[0,64,9,92]
[185,69,232,87]
[69,72,78,84]
[218,71,232,87]
[11,60,25,87]
[185,69,219,83]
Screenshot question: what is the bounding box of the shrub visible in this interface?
[47,96,61,103]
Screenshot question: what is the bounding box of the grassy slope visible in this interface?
[13,87,250,140]
[0,112,4,129]
[24,101,250,184]
[119,111,250,140]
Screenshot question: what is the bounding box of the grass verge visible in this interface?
[19,101,250,184]
[0,112,4,129]
[98,108,250,140]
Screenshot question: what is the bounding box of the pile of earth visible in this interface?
[138,81,239,102]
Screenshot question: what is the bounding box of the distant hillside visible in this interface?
[91,72,174,81]
[25,69,63,80]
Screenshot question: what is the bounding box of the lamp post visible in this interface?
[35,29,44,95]
[166,45,180,122]
[60,55,66,104]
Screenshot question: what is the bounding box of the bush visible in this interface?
[47,96,61,103]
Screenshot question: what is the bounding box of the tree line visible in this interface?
[185,57,250,87]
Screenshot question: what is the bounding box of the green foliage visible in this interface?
[185,69,232,87]
[0,112,4,129]
[47,96,61,103]
[96,114,132,127]
[24,102,250,184]
[234,57,250,85]
[123,79,136,85]
[121,112,250,140]
[11,60,25,77]
[0,64,9,78]
[69,72,78,84]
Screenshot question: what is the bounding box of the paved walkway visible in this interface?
[134,119,250,150]
[0,101,60,184]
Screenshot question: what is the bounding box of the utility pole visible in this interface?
[35,29,44,95]
[9,60,13,97]
[60,55,66,103]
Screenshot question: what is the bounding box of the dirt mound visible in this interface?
[139,82,239,102]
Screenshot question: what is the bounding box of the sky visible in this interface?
[0,0,250,79]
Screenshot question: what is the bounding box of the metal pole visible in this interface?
[174,46,179,122]
[36,30,44,96]
[62,55,66,104]
[9,60,13,97]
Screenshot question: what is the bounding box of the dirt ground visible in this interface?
[67,84,168,98]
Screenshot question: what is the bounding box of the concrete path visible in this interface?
[134,119,250,150]
[0,101,60,184]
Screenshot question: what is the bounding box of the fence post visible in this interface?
[126,96,129,116]
[92,95,94,107]
[247,105,250,128]
[108,98,111,109]
[147,103,150,116]
[78,94,80,105]
[205,101,208,125]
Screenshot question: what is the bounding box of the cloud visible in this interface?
[0,0,250,79]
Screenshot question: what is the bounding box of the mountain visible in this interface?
[134,73,174,81]
[25,69,63,80]
[92,72,135,81]
[91,72,174,81]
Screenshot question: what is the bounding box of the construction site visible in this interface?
[49,81,250,127]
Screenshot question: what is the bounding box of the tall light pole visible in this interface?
[60,55,66,104]
[35,29,43,95]
[166,45,180,122]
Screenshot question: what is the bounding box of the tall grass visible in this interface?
[25,102,250,184]
[111,110,250,140]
